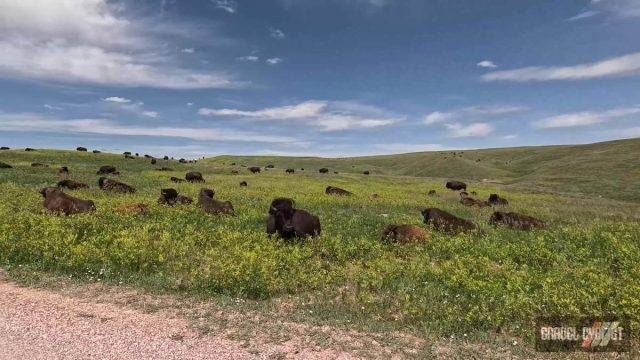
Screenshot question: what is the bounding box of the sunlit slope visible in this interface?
[206,138,640,202]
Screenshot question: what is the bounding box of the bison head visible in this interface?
[161,188,178,200]
[199,188,215,199]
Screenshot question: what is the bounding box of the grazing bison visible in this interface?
[97,165,117,175]
[248,166,261,174]
[123,152,131,155]
[158,188,192,206]
[40,187,95,215]
[117,203,149,216]
[92,150,101,154]
[150,158,157,165]
[56,179,88,190]
[163,156,169,160]
[25,148,35,151]
[446,181,467,191]
[179,158,187,163]
[318,168,329,174]
[428,190,437,196]
[285,168,295,174]
[76,147,87,152]
[239,181,247,187]
[363,170,370,175]
[170,176,185,183]
[266,198,321,239]
[266,164,275,169]
[381,224,429,244]
[98,177,136,193]
[421,208,477,234]
[325,186,352,196]
[488,194,509,206]
[185,171,205,183]
[0,162,13,169]
[489,211,546,231]
[0,147,9,150]
[198,188,235,215]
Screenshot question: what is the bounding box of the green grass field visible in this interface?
[1,142,639,345]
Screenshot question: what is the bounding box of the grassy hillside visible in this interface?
[205,138,640,202]
[1,146,639,350]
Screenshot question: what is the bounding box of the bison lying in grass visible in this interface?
[40,187,95,215]
[198,188,234,215]
[97,165,117,175]
[489,211,546,231]
[158,188,193,206]
[98,177,136,193]
[421,207,477,234]
[266,198,321,239]
[446,181,467,191]
[57,179,88,190]
[325,186,352,196]
[381,224,429,244]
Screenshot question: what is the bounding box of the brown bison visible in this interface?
[248,166,261,174]
[231,170,239,174]
[446,181,467,191]
[428,190,437,196]
[363,170,370,175]
[158,188,192,206]
[459,193,490,207]
[96,165,117,175]
[124,154,135,159]
[25,148,35,151]
[163,156,169,160]
[318,168,329,174]
[92,150,101,154]
[123,152,132,156]
[58,166,69,176]
[266,198,321,239]
[0,162,12,169]
[198,188,235,215]
[179,158,187,163]
[0,146,9,150]
[489,211,546,231]
[266,164,275,169]
[76,147,87,152]
[285,168,295,174]
[325,186,352,196]
[170,176,185,183]
[185,171,205,183]
[488,194,509,206]
[421,208,477,234]
[40,187,95,215]
[116,203,150,216]
[239,181,247,187]
[156,167,173,171]
[98,177,136,193]
[31,163,49,168]
[57,179,88,190]
[381,224,429,244]
[150,158,157,165]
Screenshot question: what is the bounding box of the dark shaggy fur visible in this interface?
[266,198,321,239]
[421,207,477,234]
[40,187,95,215]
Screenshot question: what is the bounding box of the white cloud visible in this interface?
[0,0,238,89]
[181,48,195,53]
[44,104,63,111]
[266,57,283,65]
[142,111,159,118]
[198,100,402,131]
[445,122,493,138]
[0,113,296,143]
[477,60,498,68]
[567,10,600,21]
[237,55,259,62]
[423,105,526,125]
[269,28,286,39]
[532,107,640,128]
[423,111,455,125]
[377,143,449,153]
[589,0,640,19]
[187,102,194,106]
[103,96,131,103]
[482,52,640,82]
[213,0,237,13]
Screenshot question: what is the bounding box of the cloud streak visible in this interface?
[532,107,640,128]
[482,52,640,82]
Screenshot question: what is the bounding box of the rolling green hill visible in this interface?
[206,138,640,202]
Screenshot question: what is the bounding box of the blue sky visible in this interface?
[0,0,639,158]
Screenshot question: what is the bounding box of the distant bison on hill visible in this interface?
[248,166,261,174]
[381,224,429,244]
[446,181,467,191]
[285,168,295,174]
[267,198,321,239]
[150,158,157,165]
[198,188,235,215]
[123,152,131,156]
[266,164,275,169]
[97,165,117,175]
[92,150,101,154]
[163,156,169,160]
[57,179,88,190]
[76,147,87,152]
[98,177,136,193]
[421,208,477,234]
[488,194,509,206]
[0,147,9,150]
[25,148,35,151]
[185,171,204,183]
[0,162,13,169]
[489,211,546,231]
[325,186,352,196]
[319,168,329,174]
[363,170,370,175]
[40,187,95,215]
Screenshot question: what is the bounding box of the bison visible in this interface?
[488,194,509,206]
[76,147,87,152]
[170,176,185,183]
[124,154,135,159]
[231,170,239,175]
[0,147,9,150]
[92,150,101,154]
[158,188,192,206]
[428,190,437,196]
[239,181,247,187]
[31,163,49,168]
[40,187,95,215]
[421,208,477,234]
[116,203,149,216]
[0,162,13,169]
[96,165,117,175]
[123,152,132,156]
[163,156,169,160]
[248,166,261,174]
[489,211,546,231]
[459,193,490,207]
[318,168,329,174]
[198,188,234,215]
[363,170,370,175]
[185,171,205,183]
[381,224,429,244]
[56,179,88,190]
[266,198,321,239]
[98,177,136,193]
[150,158,157,165]
[446,181,467,191]
[266,164,275,169]
[325,186,352,196]
[25,148,35,151]
[58,166,69,176]
[285,168,295,174]
[179,158,187,163]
